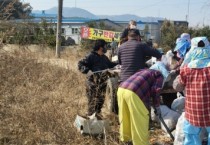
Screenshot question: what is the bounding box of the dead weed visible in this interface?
[0,47,172,145]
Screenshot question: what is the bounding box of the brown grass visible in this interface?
[0,45,173,145]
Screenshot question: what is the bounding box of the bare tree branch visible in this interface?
[0,0,32,20]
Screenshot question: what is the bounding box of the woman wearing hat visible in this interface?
[174,37,210,145]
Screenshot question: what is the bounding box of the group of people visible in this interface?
[78,20,210,145]
[173,36,210,145]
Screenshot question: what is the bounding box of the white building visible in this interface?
[31,12,188,45]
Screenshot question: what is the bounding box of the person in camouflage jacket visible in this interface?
[78,39,117,117]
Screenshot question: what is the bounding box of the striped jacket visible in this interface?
[118,39,162,82]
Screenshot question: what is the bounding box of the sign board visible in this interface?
[80,26,121,42]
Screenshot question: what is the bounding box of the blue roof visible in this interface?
[63,18,92,22]
[137,21,144,24]
[88,19,122,27]
[110,20,155,25]
[31,13,57,18]
[30,12,164,25]
[143,21,159,24]
[30,13,93,23]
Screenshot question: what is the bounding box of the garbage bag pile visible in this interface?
[151,92,208,144]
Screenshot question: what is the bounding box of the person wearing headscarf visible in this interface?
[174,33,191,60]
[173,37,210,145]
[171,33,191,74]
[182,36,210,67]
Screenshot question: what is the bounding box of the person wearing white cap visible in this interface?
[173,36,210,145]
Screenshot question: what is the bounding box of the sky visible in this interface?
[23,0,210,27]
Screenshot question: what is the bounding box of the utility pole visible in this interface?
[56,0,63,58]
[187,0,190,22]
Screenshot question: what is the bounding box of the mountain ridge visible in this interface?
[32,7,164,22]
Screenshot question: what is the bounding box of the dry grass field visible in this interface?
[0,45,172,145]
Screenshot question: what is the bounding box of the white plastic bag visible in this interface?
[171,96,185,114]
[159,105,181,132]
[174,112,185,145]
[174,112,208,145]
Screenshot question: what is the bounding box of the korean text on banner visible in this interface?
[80,26,121,42]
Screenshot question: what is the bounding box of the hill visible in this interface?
[98,14,163,22]
[32,7,163,22]
[33,7,98,19]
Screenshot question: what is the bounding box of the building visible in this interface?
[31,12,188,45]
[31,12,91,44]
[31,12,124,44]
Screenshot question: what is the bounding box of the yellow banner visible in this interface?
[81,26,121,42]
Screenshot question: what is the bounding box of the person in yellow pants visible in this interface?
[117,69,164,145]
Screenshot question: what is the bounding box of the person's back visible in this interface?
[181,66,210,125]
[180,37,210,126]
[118,40,147,82]
[118,29,162,82]
[117,69,163,145]
[119,69,164,109]
[174,37,210,145]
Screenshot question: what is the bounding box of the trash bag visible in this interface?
[174,112,208,145]
[171,96,185,114]
[159,105,181,132]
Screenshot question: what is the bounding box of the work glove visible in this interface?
[165,74,171,82]
[155,107,161,117]
[170,70,177,75]
[87,70,93,77]
[114,65,121,69]
[101,69,108,74]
